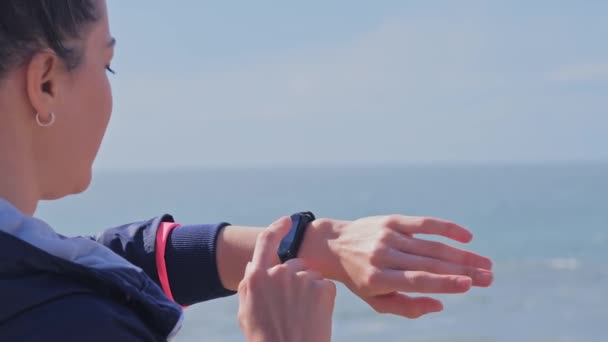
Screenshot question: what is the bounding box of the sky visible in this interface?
[98,0,608,170]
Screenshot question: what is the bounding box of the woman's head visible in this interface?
[0,0,114,205]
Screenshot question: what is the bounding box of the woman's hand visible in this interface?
[302,215,494,319]
[238,217,337,342]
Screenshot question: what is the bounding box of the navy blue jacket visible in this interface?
[0,199,235,341]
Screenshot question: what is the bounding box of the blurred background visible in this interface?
[39,1,607,341]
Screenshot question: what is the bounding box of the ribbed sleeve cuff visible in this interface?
[164,223,236,306]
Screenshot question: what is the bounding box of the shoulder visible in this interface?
[0,293,164,342]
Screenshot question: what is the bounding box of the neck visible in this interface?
[0,83,39,216]
[0,158,38,216]
[0,130,39,215]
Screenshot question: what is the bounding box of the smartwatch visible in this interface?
[277,211,316,263]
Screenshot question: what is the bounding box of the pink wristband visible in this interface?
[155,222,181,303]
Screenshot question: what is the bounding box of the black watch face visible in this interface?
[278,227,296,257]
[278,213,311,262]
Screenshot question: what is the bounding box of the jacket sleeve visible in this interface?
[90,214,236,306]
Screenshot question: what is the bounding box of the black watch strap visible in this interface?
[277,211,316,263]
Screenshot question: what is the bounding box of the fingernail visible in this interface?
[476,271,493,284]
[430,302,444,313]
[457,277,472,290]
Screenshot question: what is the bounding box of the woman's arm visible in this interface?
[94,213,493,317]
[218,215,494,318]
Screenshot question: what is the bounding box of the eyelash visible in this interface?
[106,65,116,74]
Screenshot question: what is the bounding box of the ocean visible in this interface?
[37,162,608,341]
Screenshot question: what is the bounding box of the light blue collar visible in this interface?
[0,198,140,271]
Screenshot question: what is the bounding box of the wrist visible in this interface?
[298,218,346,282]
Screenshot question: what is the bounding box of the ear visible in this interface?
[26,50,63,122]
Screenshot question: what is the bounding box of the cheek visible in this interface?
[68,70,113,158]
[88,72,112,136]
[98,74,113,129]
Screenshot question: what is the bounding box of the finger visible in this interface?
[317,278,337,290]
[381,270,472,293]
[270,258,307,277]
[243,261,255,279]
[251,216,292,269]
[238,277,248,299]
[317,279,338,299]
[365,292,443,318]
[387,250,494,287]
[282,258,308,273]
[296,270,323,280]
[238,263,251,298]
[385,216,473,243]
[390,232,493,270]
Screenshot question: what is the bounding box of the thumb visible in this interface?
[251,216,292,269]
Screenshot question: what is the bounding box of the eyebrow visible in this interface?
[107,37,116,48]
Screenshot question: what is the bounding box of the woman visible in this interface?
[0,0,493,341]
